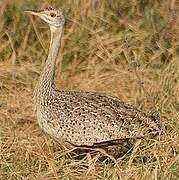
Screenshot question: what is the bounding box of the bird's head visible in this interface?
[25,6,65,28]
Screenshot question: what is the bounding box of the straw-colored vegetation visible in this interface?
[1,0,179,179]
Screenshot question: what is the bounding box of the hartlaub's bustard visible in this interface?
[25,7,161,146]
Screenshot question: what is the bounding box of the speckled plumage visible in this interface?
[26,7,161,146]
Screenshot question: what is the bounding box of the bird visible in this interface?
[25,6,161,147]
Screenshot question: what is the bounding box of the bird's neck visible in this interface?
[38,26,63,91]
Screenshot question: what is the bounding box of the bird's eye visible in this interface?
[50,13,56,18]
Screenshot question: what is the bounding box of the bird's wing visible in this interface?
[50,90,161,146]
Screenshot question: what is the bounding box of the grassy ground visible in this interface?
[1,0,179,179]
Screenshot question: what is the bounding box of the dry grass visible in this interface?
[1,0,179,179]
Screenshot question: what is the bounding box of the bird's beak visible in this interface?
[24,10,42,17]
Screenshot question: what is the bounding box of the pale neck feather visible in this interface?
[38,25,63,90]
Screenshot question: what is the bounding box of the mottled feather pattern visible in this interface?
[35,88,161,146]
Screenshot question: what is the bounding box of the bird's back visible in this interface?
[35,89,161,146]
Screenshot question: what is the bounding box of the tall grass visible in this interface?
[1,0,179,179]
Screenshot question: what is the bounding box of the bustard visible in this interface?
[25,7,161,146]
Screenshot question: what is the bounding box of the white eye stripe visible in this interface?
[42,16,50,22]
